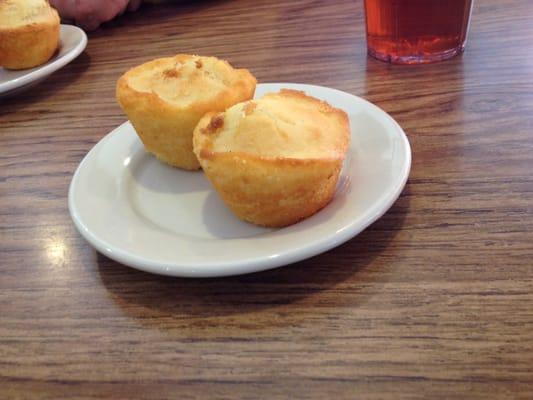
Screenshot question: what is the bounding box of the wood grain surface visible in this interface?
[1,0,533,398]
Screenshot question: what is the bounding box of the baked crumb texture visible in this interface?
[116,54,257,170]
[0,0,60,70]
[193,89,350,227]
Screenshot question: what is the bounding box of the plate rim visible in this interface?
[69,83,411,277]
[0,24,88,94]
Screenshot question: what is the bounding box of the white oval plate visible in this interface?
[0,25,87,97]
[69,83,411,277]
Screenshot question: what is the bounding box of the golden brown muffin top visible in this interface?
[0,0,58,29]
[122,55,255,108]
[199,89,350,160]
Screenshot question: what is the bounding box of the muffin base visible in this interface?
[0,21,59,70]
[199,151,342,227]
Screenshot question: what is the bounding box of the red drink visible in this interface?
[364,0,473,64]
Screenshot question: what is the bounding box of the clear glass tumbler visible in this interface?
[364,0,474,64]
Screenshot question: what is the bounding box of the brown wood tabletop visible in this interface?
[1,0,533,398]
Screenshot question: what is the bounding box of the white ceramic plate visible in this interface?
[69,83,411,277]
[0,25,87,97]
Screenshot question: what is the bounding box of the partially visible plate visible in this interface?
[69,83,411,278]
[0,24,87,97]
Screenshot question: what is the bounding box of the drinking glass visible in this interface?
[364,0,474,64]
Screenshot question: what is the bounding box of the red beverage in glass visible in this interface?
[364,0,473,64]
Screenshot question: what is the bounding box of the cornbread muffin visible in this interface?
[193,89,350,227]
[116,55,257,170]
[0,0,60,70]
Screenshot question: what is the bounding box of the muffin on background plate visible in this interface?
[116,55,256,170]
[0,0,60,70]
[193,89,350,227]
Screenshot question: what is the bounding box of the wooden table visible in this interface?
[1,0,532,398]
